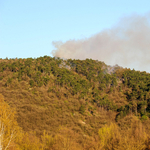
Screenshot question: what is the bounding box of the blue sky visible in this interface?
[0,0,150,62]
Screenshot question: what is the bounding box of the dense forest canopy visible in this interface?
[1,56,150,149]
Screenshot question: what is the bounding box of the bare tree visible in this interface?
[0,94,18,150]
[0,121,4,150]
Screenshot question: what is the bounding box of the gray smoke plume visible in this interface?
[52,13,150,73]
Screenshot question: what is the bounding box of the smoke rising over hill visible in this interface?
[52,13,150,72]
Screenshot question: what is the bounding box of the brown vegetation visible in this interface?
[1,56,150,149]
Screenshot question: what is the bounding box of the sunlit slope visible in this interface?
[0,56,150,138]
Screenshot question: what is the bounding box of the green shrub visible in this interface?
[29,79,34,87]
[141,115,148,121]
[79,105,85,115]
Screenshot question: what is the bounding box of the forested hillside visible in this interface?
[1,56,150,149]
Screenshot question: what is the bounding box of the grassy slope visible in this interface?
[1,56,150,149]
